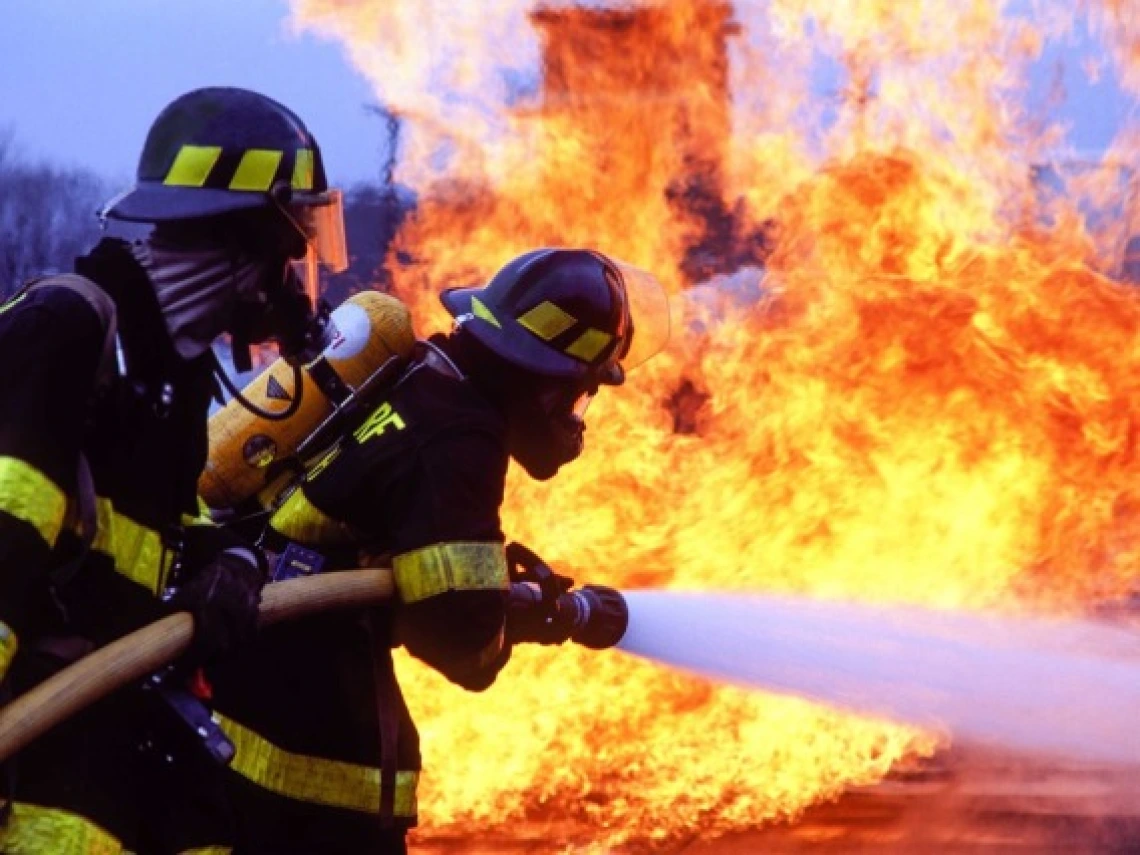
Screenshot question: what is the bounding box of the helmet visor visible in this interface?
[609,259,671,372]
[289,188,348,273]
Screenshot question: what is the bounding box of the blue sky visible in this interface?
[2,0,1138,191]
[0,0,383,186]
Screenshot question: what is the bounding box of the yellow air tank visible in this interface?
[200,290,415,510]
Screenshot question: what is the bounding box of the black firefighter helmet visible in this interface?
[440,248,670,386]
[102,87,347,272]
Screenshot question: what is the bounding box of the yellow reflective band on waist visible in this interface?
[0,802,123,854]
[89,498,172,596]
[270,488,359,547]
[0,457,67,548]
[229,149,283,192]
[392,541,509,604]
[164,145,222,187]
[0,621,18,682]
[215,714,419,816]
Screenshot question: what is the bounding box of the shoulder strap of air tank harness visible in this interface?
[18,274,119,393]
[411,338,464,381]
[14,275,118,596]
[366,610,401,826]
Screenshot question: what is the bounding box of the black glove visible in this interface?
[169,546,266,667]
[504,542,576,646]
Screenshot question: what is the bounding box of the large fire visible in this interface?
[292,0,1140,849]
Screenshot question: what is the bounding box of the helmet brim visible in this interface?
[440,286,589,380]
[104,182,269,223]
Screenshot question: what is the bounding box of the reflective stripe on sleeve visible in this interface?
[89,498,173,596]
[392,541,509,604]
[0,802,123,854]
[215,713,419,817]
[0,456,67,547]
[269,488,360,547]
[0,621,18,681]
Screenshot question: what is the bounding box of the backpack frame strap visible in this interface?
[19,274,119,392]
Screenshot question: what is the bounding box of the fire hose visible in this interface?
[0,566,629,764]
[0,568,394,764]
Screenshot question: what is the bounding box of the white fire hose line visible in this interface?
[619,591,1140,766]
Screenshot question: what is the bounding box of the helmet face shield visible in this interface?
[607,258,671,374]
[288,188,349,273]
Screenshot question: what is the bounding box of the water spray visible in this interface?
[618,591,1140,767]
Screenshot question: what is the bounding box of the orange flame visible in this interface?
[292,0,1140,848]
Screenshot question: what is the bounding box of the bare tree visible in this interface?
[0,129,109,299]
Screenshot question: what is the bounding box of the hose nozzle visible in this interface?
[564,585,629,650]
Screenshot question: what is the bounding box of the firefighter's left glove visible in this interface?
[170,547,267,667]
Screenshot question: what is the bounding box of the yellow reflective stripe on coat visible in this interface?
[0,802,124,854]
[215,714,419,816]
[177,848,232,855]
[392,541,509,604]
[89,498,172,595]
[0,621,18,682]
[0,456,67,547]
[270,488,360,547]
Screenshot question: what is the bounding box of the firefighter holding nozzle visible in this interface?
[197,247,670,853]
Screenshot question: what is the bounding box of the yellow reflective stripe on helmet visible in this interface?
[292,148,315,190]
[471,296,501,329]
[90,498,172,596]
[270,488,359,547]
[229,149,283,192]
[517,301,576,341]
[216,713,419,816]
[565,327,613,362]
[0,622,18,682]
[0,802,123,854]
[392,541,509,604]
[0,456,67,547]
[164,145,222,187]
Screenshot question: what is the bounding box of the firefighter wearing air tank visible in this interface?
[202,248,670,854]
[0,86,349,852]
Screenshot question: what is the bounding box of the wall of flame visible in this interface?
[291,0,1140,849]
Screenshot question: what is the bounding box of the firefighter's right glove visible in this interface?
[504,541,575,646]
[505,589,578,646]
[169,547,266,667]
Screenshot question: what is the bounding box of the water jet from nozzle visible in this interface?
[618,591,1140,766]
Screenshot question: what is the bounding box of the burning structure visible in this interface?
[531,2,769,282]
[290,0,1140,850]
